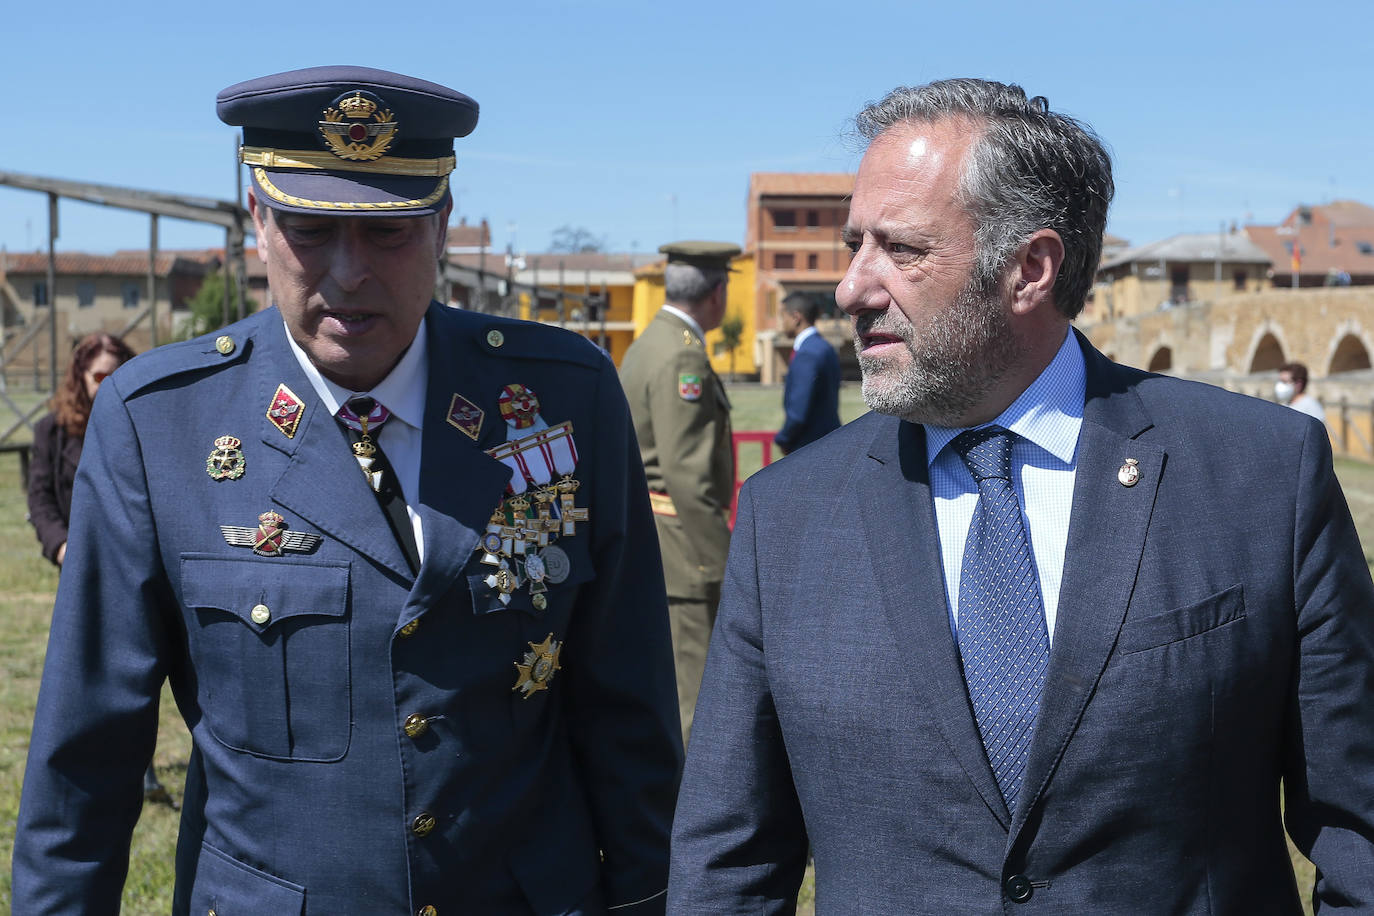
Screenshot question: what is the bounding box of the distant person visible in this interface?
[25,332,173,807]
[619,241,739,745]
[27,333,134,568]
[774,292,841,454]
[1277,361,1326,426]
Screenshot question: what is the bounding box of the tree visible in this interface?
[548,225,606,254]
[176,271,258,341]
[719,313,744,381]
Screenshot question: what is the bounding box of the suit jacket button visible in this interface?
[418,907,438,916]
[403,713,429,738]
[1004,874,1033,903]
[412,811,437,837]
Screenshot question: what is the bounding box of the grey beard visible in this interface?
[855,282,1022,428]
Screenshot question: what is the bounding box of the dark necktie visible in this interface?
[951,425,1049,815]
[338,396,420,574]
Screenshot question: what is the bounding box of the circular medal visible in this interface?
[498,383,540,430]
[540,545,571,584]
[482,532,503,554]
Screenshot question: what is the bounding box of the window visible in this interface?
[77,282,95,307]
[807,253,819,271]
[773,253,795,270]
[1358,240,1373,255]
[122,282,140,309]
[1233,270,1246,291]
[32,282,47,306]
[806,210,820,228]
[773,209,796,230]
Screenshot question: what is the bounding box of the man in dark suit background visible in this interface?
[774,292,841,455]
[14,66,681,915]
[669,78,1374,913]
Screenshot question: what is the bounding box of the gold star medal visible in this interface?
[512,633,562,698]
[206,435,245,481]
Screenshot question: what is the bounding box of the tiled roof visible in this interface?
[749,173,855,197]
[1244,201,1374,278]
[0,251,199,276]
[449,251,660,272]
[1100,232,1270,271]
[446,219,491,248]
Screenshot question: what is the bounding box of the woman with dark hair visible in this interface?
[27,333,136,567]
[25,333,175,806]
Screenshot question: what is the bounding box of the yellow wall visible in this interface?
[631,253,759,376]
[517,281,637,364]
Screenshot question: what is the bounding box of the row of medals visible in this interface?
[475,474,585,612]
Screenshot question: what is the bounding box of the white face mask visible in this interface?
[1275,380,1296,403]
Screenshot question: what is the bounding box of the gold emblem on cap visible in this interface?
[512,633,563,699]
[319,91,397,162]
[486,329,505,348]
[215,335,235,355]
[206,435,246,481]
[1118,457,1140,487]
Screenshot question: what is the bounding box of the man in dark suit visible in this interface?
[669,78,1374,913]
[774,292,841,454]
[13,66,681,915]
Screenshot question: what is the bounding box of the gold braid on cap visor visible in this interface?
[251,168,450,212]
[241,146,456,176]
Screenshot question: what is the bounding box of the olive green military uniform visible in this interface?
[620,309,733,742]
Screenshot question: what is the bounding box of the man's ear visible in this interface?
[1009,229,1064,316]
[248,194,269,265]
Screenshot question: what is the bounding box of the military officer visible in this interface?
[618,241,738,744]
[13,66,682,915]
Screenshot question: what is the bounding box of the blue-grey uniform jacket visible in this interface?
[13,303,682,915]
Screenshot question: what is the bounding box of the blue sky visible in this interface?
[3,0,1370,258]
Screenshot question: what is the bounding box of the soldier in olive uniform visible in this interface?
[619,241,739,743]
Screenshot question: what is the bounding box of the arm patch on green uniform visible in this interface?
[678,374,702,401]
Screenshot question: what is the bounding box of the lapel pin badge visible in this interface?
[446,392,485,441]
[222,510,323,557]
[266,383,305,439]
[206,435,246,481]
[1118,457,1140,487]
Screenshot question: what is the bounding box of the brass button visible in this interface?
[398,619,420,638]
[403,713,429,738]
[412,811,437,837]
[215,335,235,355]
[418,906,438,916]
[485,329,505,348]
[250,604,271,625]
[532,594,548,611]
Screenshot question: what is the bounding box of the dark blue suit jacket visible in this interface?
[774,330,840,454]
[670,333,1374,913]
[14,304,682,915]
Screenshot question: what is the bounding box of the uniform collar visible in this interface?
[661,304,706,345]
[283,319,429,431]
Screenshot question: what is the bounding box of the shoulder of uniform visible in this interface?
[430,306,608,370]
[112,308,269,396]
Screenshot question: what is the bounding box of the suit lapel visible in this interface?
[1011,339,1164,838]
[406,306,515,618]
[860,417,1012,826]
[255,320,414,579]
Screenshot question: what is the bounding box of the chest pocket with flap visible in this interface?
[181,554,351,762]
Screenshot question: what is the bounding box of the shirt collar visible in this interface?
[661,304,706,344]
[793,325,818,350]
[283,318,429,431]
[924,328,1084,467]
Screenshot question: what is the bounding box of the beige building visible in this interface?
[1091,231,1271,322]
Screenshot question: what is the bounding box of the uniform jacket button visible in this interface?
[250,604,271,625]
[1004,873,1033,903]
[412,811,437,837]
[398,619,420,638]
[417,907,438,916]
[403,713,429,738]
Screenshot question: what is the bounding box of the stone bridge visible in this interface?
[1079,287,1374,461]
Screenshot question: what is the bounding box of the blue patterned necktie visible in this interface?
[952,425,1049,815]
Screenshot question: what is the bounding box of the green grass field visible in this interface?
[2,381,1360,912]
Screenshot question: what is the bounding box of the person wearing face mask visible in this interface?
[1276,361,1327,426]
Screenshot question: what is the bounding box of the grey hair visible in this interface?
[854,78,1113,319]
[664,262,727,305]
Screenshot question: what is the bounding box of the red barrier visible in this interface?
[730,431,777,527]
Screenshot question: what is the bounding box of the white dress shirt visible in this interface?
[924,329,1085,644]
[284,320,428,561]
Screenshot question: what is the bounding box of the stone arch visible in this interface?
[1248,332,1285,373]
[1242,319,1289,376]
[1329,334,1372,374]
[1147,346,1173,372]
